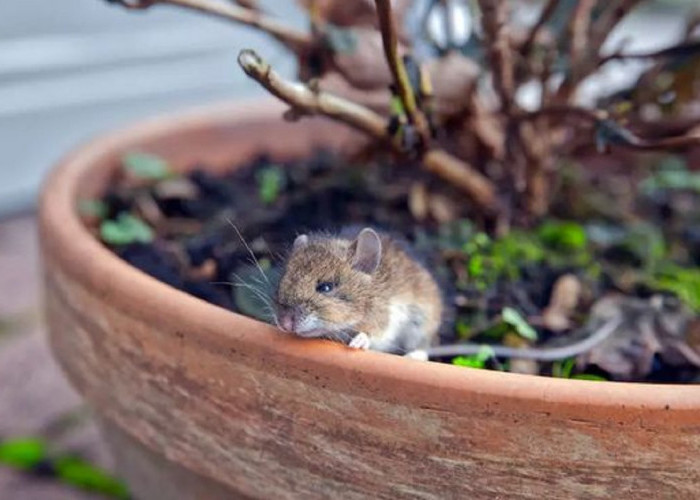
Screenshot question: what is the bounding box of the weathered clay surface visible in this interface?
[40,101,700,499]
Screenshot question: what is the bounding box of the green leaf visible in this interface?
[100,213,154,245]
[123,152,171,180]
[257,166,285,205]
[651,264,700,312]
[77,199,108,219]
[390,95,405,116]
[570,374,607,381]
[452,345,495,369]
[54,457,129,499]
[552,358,576,378]
[455,319,472,339]
[538,221,587,251]
[0,438,47,470]
[502,307,538,341]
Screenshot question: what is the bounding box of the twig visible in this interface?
[232,0,260,11]
[599,40,700,66]
[107,0,311,50]
[520,0,559,57]
[478,0,515,113]
[567,0,596,82]
[557,0,643,101]
[426,316,622,360]
[374,0,417,118]
[238,50,387,137]
[440,0,456,51]
[374,0,431,144]
[237,49,499,213]
[517,106,700,151]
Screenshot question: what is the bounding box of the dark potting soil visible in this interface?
[87,149,700,383]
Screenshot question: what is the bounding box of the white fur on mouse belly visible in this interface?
[369,301,411,352]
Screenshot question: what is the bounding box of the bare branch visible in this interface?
[373,0,432,144]
[517,106,700,151]
[567,0,596,82]
[557,0,644,101]
[232,0,260,11]
[477,0,516,113]
[520,0,559,57]
[237,49,499,213]
[107,0,311,50]
[599,39,700,65]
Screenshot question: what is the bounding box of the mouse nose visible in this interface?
[278,305,302,332]
[280,311,294,332]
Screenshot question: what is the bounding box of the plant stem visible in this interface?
[520,0,559,57]
[109,0,311,50]
[374,0,418,118]
[517,106,700,150]
[477,0,515,114]
[237,49,500,213]
[373,0,433,146]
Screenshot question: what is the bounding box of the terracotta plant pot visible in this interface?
[40,100,700,499]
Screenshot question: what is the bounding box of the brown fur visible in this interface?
[276,228,443,351]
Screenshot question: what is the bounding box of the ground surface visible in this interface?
[0,215,115,499]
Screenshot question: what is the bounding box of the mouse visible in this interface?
[275,226,444,357]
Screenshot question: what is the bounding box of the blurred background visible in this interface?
[0,0,697,498]
[0,0,303,218]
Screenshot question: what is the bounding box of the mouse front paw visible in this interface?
[348,332,371,350]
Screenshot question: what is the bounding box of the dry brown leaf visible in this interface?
[134,193,163,227]
[188,258,217,281]
[408,181,429,221]
[502,332,539,374]
[154,177,200,200]
[428,193,458,223]
[542,274,582,332]
[579,294,698,380]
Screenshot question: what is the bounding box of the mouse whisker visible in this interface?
[225,218,273,288]
[212,277,278,326]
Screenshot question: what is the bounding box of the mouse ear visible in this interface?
[293,234,309,251]
[350,228,382,274]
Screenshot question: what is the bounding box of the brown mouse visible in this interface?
[275,227,443,356]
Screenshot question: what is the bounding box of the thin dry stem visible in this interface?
[237,49,499,213]
[374,0,418,117]
[520,0,559,57]
[518,106,700,151]
[557,0,643,101]
[599,39,700,65]
[110,0,311,50]
[567,0,596,82]
[477,0,515,113]
[374,0,431,146]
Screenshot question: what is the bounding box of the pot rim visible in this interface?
[39,98,700,411]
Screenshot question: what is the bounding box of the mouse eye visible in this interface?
[316,281,335,294]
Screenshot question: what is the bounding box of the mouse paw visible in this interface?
[348,332,371,350]
[404,349,429,361]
